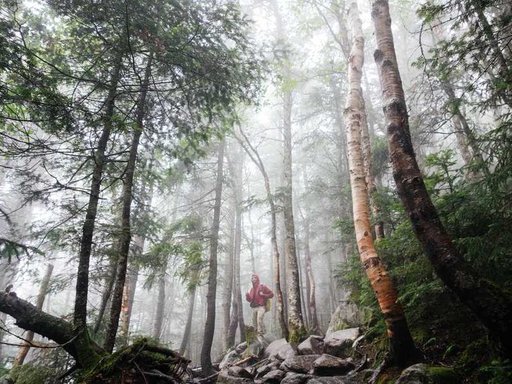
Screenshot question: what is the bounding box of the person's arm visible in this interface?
[260,285,274,299]
[245,289,252,302]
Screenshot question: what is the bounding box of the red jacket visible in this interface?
[246,274,274,307]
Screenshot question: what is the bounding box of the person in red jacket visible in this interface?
[245,273,274,343]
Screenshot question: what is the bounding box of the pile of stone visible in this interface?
[217,328,368,384]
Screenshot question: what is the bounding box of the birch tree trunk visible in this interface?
[345,2,418,365]
[372,0,512,357]
[201,140,225,375]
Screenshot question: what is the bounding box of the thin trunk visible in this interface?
[237,128,289,339]
[13,264,54,366]
[152,270,166,340]
[223,209,235,349]
[179,285,197,356]
[372,0,512,357]
[93,256,117,335]
[104,53,152,352]
[227,147,245,347]
[119,262,139,340]
[74,52,123,329]
[200,140,225,376]
[304,216,320,333]
[282,83,305,344]
[119,172,154,340]
[347,2,418,365]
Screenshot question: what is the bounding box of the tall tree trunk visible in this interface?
[226,145,246,347]
[74,51,123,330]
[282,81,305,344]
[237,128,289,339]
[372,0,512,357]
[346,2,419,365]
[271,1,305,343]
[13,264,54,366]
[200,140,225,375]
[104,53,152,352]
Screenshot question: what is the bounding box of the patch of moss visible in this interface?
[427,366,460,384]
[9,364,54,384]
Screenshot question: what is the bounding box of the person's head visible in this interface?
[251,273,260,285]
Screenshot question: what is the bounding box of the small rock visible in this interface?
[265,338,296,360]
[313,354,355,376]
[281,372,311,384]
[323,328,359,358]
[298,335,324,355]
[228,366,254,379]
[261,369,286,383]
[280,354,322,373]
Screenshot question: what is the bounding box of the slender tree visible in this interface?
[237,127,289,339]
[200,139,225,375]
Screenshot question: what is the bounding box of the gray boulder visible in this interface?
[265,338,296,360]
[308,377,355,384]
[261,369,287,383]
[323,328,359,358]
[280,354,322,373]
[281,372,312,384]
[227,366,254,379]
[312,354,355,376]
[298,335,324,355]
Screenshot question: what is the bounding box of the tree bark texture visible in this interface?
[346,2,418,365]
[372,0,512,357]
[200,140,225,375]
[104,53,152,352]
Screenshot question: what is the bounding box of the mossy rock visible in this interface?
[394,363,460,384]
[427,366,460,384]
[9,364,54,384]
